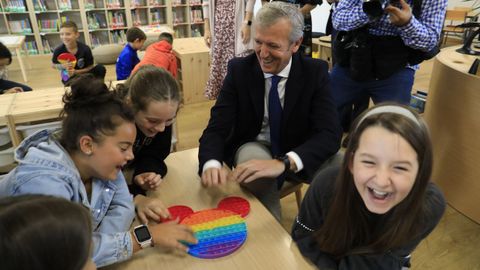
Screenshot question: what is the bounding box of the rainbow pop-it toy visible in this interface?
[163,196,250,259]
[181,209,247,259]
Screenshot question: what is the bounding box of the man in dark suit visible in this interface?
[198,2,342,220]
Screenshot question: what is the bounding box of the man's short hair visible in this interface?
[60,21,78,32]
[158,32,173,44]
[255,2,304,43]
[126,27,147,42]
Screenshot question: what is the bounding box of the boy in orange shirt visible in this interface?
[132,32,177,78]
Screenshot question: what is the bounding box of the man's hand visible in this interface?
[229,159,284,183]
[385,0,412,26]
[201,167,228,187]
[3,87,23,94]
[149,219,198,252]
[241,24,251,45]
[134,172,163,191]
[204,28,212,48]
[134,195,170,224]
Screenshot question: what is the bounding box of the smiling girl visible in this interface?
[292,103,446,269]
[0,75,196,267]
[116,65,180,202]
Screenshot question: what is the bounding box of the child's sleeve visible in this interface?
[169,53,177,79]
[84,46,94,67]
[52,48,60,64]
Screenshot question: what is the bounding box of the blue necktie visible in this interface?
[269,75,282,158]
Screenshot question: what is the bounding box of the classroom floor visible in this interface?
[6,41,480,269]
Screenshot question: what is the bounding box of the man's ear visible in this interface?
[78,135,94,156]
[291,37,303,53]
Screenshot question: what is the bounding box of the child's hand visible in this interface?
[134,195,170,224]
[67,67,75,76]
[4,87,23,94]
[149,219,198,252]
[134,172,163,190]
[61,62,73,69]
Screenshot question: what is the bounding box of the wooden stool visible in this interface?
[280,181,303,209]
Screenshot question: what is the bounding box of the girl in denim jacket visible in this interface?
[0,75,196,267]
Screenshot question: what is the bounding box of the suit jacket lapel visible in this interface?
[283,53,304,125]
[249,57,265,122]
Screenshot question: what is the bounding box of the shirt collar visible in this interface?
[263,57,292,79]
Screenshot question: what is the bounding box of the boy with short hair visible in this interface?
[52,21,106,84]
[131,32,177,78]
[116,27,146,80]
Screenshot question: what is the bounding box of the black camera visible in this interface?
[362,0,398,19]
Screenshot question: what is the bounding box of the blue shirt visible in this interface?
[333,0,447,52]
[0,129,136,267]
[116,43,140,80]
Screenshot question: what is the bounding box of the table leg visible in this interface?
[15,48,28,82]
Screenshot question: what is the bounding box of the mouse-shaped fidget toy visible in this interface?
[161,196,250,259]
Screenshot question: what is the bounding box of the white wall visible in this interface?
[446,0,476,8]
[254,1,332,34]
[255,0,474,34]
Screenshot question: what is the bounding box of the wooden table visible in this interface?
[173,37,210,104]
[7,88,66,146]
[105,148,315,270]
[313,35,332,69]
[424,46,480,223]
[0,94,15,127]
[0,35,29,82]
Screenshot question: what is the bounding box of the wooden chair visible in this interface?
[280,180,303,209]
[442,10,469,44]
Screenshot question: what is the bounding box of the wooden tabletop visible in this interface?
[0,94,15,126]
[105,148,315,270]
[173,37,209,56]
[0,35,25,48]
[8,88,66,124]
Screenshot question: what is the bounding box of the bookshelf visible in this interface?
[0,0,204,54]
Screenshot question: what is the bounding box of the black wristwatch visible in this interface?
[276,155,291,176]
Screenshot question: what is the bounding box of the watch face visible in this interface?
[135,225,151,242]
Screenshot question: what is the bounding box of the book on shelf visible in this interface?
[150,9,164,25]
[8,19,32,34]
[148,0,163,6]
[174,27,186,38]
[42,38,52,53]
[190,9,202,23]
[58,0,72,10]
[38,19,59,32]
[108,11,125,28]
[189,0,201,5]
[85,0,95,9]
[173,9,184,24]
[131,0,143,7]
[106,0,122,8]
[111,30,126,43]
[33,0,47,11]
[89,33,103,48]
[5,0,27,12]
[24,41,39,54]
[132,10,144,26]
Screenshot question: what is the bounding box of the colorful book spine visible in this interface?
[5,0,27,12]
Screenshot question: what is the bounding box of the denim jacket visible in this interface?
[0,129,136,267]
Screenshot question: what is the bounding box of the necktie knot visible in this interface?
[271,75,282,88]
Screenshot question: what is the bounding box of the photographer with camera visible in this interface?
[329,0,447,121]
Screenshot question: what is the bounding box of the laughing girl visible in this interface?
[292,103,446,269]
